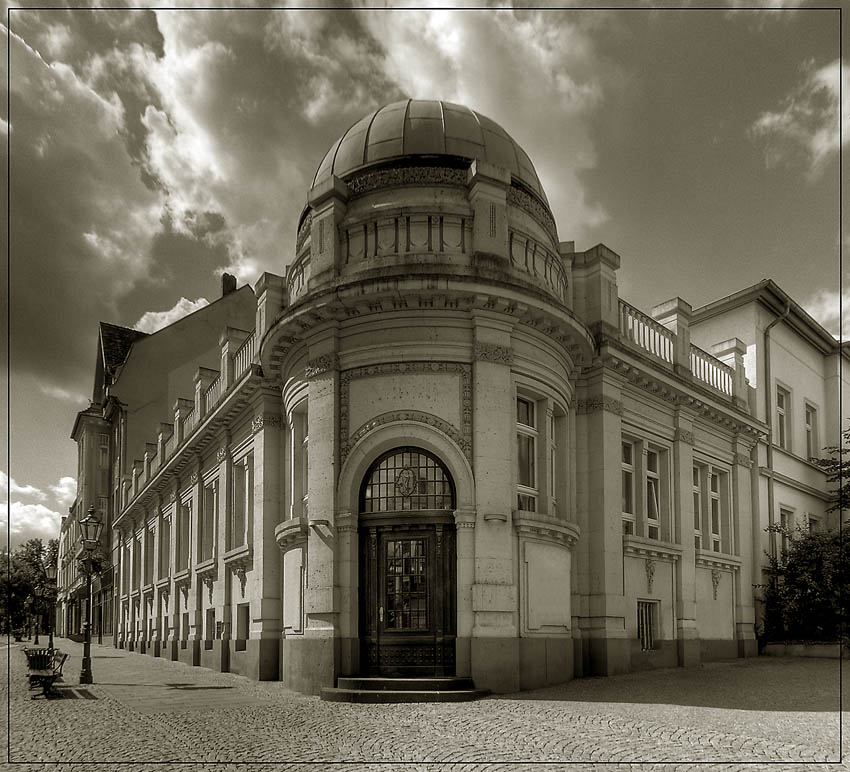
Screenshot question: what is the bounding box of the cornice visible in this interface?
[514,515,580,549]
[623,536,682,562]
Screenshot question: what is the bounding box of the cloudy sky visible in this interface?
[5,5,843,549]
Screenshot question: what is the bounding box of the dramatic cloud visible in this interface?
[49,477,78,509]
[134,296,210,334]
[0,471,47,502]
[38,384,89,405]
[750,58,847,179]
[801,286,848,340]
[5,502,64,549]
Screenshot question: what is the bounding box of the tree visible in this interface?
[0,539,59,636]
[762,525,848,643]
[810,426,850,513]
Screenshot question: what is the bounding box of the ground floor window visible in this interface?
[637,600,657,651]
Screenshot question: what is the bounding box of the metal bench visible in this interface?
[27,650,68,698]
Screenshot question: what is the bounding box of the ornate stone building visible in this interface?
[56,100,845,696]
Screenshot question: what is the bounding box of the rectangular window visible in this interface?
[808,515,820,533]
[236,603,250,651]
[805,404,818,460]
[776,386,790,450]
[158,516,170,578]
[693,465,702,550]
[516,397,537,512]
[622,441,635,534]
[231,454,253,549]
[144,527,154,585]
[780,508,792,553]
[710,471,721,552]
[205,608,216,643]
[179,499,191,570]
[200,480,217,562]
[548,411,557,516]
[637,600,656,651]
[645,450,660,540]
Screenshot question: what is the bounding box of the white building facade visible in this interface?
[56,100,844,695]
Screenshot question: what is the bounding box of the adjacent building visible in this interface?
[56,100,847,695]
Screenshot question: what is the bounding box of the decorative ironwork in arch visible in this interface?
[360,447,455,513]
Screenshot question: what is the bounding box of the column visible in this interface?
[470,311,518,693]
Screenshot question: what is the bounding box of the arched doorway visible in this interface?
[358,447,457,677]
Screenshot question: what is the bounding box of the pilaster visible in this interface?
[732,434,757,657]
[467,160,510,259]
[470,311,518,693]
[307,176,349,283]
[672,410,699,666]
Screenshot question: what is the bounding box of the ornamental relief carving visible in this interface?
[575,396,623,416]
[473,342,514,365]
[305,353,339,379]
[216,447,228,463]
[734,452,752,468]
[347,166,467,196]
[506,184,558,242]
[252,414,283,434]
[340,362,472,464]
[711,568,721,600]
[674,428,695,445]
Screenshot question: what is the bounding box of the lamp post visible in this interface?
[33,585,44,646]
[45,562,56,650]
[78,505,103,685]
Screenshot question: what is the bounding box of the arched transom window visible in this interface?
[360,447,455,513]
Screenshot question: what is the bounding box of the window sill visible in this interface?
[695,549,741,570]
[623,535,682,561]
[223,544,250,565]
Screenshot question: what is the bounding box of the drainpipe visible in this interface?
[763,300,792,559]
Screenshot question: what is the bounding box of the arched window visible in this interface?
[360,447,455,513]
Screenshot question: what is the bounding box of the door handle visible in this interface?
[379,606,384,623]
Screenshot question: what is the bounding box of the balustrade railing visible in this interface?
[183,408,197,436]
[619,300,674,364]
[233,331,255,379]
[205,375,223,413]
[690,345,733,396]
[508,230,569,303]
[164,434,175,460]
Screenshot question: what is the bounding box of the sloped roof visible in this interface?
[99,322,148,380]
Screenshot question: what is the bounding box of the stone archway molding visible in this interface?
[336,420,475,514]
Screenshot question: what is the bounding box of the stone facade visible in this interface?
[56,100,844,695]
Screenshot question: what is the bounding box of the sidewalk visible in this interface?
[5,638,847,770]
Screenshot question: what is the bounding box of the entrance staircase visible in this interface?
[320,676,490,704]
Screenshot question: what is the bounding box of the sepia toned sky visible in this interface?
[5,5,843,548]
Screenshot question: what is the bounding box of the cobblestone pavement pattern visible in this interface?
[4,639,846,772]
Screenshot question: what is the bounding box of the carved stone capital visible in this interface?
[216,446,228,463]
[734,452,752,468]
[473,342,514,365]
[305,353,339,378]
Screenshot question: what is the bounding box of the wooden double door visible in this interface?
[359,517,457,677]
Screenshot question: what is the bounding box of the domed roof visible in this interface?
[312,99,548,204]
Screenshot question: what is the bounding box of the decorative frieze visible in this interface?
[340,362,472,463]
[473,342,514,365]
[252,414,283,434]
[576,396,623,416]
[506,184,558,243]
[674,428,695,445]
[295,210,313,254]
[305,353,339,378]
[347,165,467,197]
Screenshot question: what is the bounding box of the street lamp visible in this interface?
[78,505,103,685]
[45,562,56,650]
[32,584,44,646]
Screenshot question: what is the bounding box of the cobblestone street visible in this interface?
[5,639,846,771]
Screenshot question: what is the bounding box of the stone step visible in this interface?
[321,687,490,704]
[336,676,475,692]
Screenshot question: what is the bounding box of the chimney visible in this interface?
[221,272,237,297]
